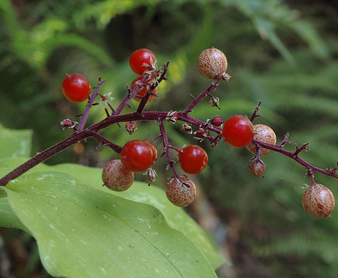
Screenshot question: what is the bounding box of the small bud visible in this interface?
[166,111,178,124]
[194,128,207,138]
[60,119,78,130]
[144,167,157,185]
[211,116,223,126]
[125,121,137,135]
[209,96,220,109]
[181,123,193,134]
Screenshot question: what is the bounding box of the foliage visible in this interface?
[0,124,223,276]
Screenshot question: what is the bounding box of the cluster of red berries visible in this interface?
[60,47,335,217]
[129,49,158,103]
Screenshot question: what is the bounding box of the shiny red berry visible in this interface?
[222,115,255,148]
[102,159,134,191]
[166,176,197,207]
[179,145,208,174]
[120,140,157,172]
[302,183,335,217]
[129,48,157,75]
[62,73,91,103]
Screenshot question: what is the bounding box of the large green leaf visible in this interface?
[0,123,32,159]
[5,171,217,277]
[0,187,28,231]
[0,157,225,270]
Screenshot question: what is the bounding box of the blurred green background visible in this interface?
[1,0,338,277]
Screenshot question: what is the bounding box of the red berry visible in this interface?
[166,176,197,207]
[130,77,158,103]
[222,115,255,148]
[179,145,208,174]
[197,48,230,80]
[62,73,91,103]
[143,140,158,163]
[246,124,276,157]
[120,140,157,172]
[248,159,265,177]
[302,183,335,217]
[129,48,157,75]
[102,159,134,191]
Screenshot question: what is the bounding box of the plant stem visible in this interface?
[77,78,105,132]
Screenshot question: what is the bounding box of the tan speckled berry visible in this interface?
[166,176,196,207]
[102,159,134,191]
[246,124,276,157]
[302,183,335,217]
[248,160,265,177]
[197,48,228,80]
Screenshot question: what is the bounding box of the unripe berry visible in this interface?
[302,183,335,217]
[102,159,134,191]
[166,176,197,207]
[197,48,230,80]
[247,124,277,157]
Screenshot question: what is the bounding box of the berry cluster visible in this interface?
[1,47,337,217]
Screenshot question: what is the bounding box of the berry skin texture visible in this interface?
[222,115,255,148]
[197,48,228,80]
[179,145,208,174]
[129,48,157,75]
[130,77,158,103]
[62,73,91,103]
[302,183,335,217]
[102,159,134,191]
[120,140,157,172]
[246,124,277,157]
[166,176,197,207]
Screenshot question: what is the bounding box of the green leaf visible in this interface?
[0,158,226,269]
[50,163,225,269]
[0,123,32,159]
[5,172,217,278]
[0,189,28,232]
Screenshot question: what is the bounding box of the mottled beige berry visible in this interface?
[247,124,276,157]
[166,176,196,207]
[302,183,335,217]
[197,48,229,80]
[102,159,134,191]
[248,160,265,177]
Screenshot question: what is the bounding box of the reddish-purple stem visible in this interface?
[77,78,105,132]
[158,118,181,178]
[183,76,222,114]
